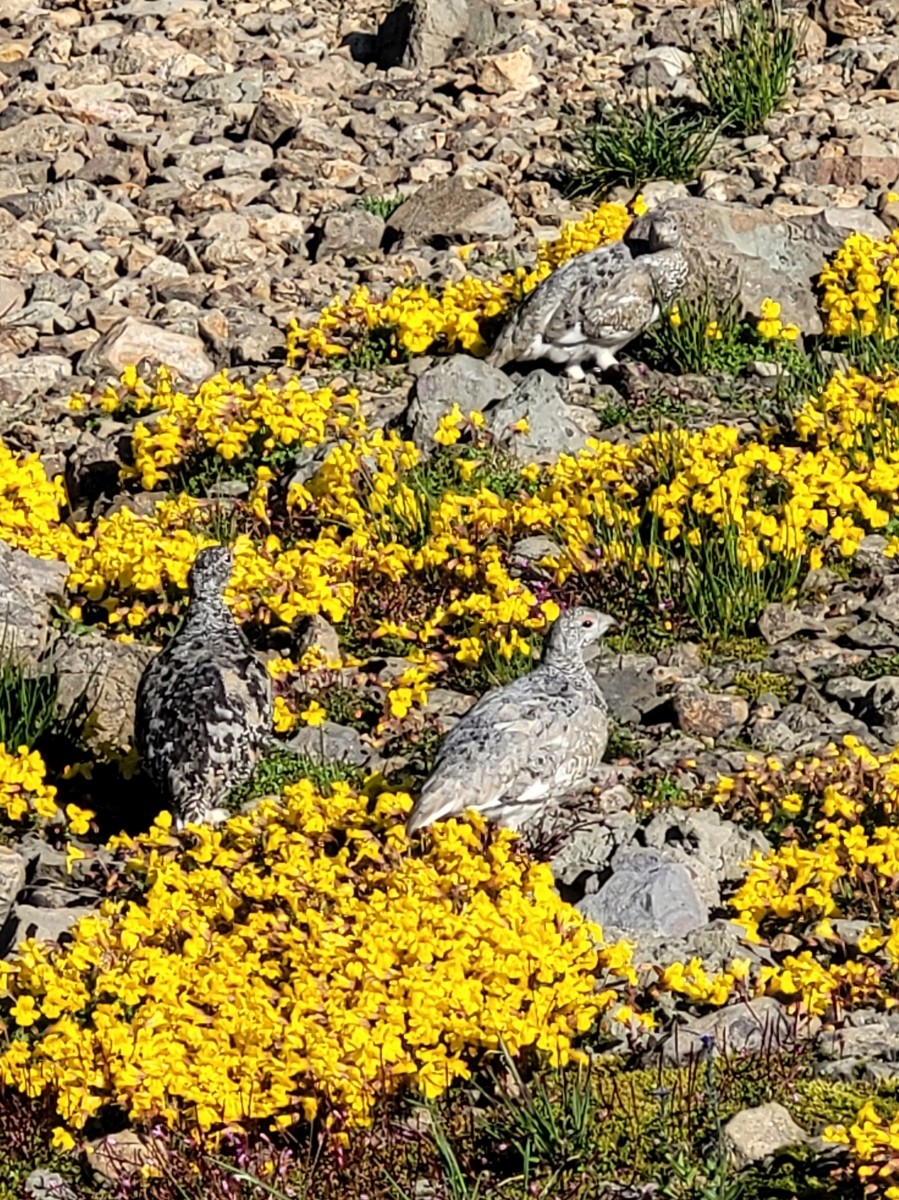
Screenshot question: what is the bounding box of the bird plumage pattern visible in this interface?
[135,546,273,828]
[406,608,616,834]
[488,209,689,380]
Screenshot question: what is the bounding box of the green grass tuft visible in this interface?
[358,194,405,220]
[226,747,365,809]
[567,99,720,197]
[695,0,802,135]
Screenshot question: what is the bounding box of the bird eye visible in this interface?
[582,617,595,628]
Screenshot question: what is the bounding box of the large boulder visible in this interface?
[644,197,889,335]
[487,371,602,462]
[578,847,709,939]
[405,354,514,443]
[51,633,156,752]
[79,316,214,384]
[375,0,500,70]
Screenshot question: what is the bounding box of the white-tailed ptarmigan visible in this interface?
[406,607,615,834]
[488,209,688,381]
[135,545,273,828]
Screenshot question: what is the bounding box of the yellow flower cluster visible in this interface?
[756,297,800,342]
[0,744,93,838]
[83,365,363,491]
[0,784,635,1136]
[0,745,62,825]
[827,1100,899,1198]
[819,228,899,339]
[0,444,80,563]
[702,737,899,1015]
[9,362,899,649]
[285,201,634,365]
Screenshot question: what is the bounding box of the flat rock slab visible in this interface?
[652,196,883,335]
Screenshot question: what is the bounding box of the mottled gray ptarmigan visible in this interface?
[135,546,273,828]
[406,607,615,834]
[488,209,688,381]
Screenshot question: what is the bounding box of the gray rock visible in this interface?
[0,542,68,667]
[551,815,616,888]
[24,1170,80,1200]
[643,809,770,885]
[0,847,25,930]
[65,424,131,508]
[646,919,769,976]
[846,617,899,649]
[865,575,899,627]
[79,316,214,384]
[284,720,378,768]
[0,278,25,319]
[86,1130,162,1185]
[654,196,877,335]
[387,174,515,242]
[672,684,749,739]
[297,614,342,665]
[406,355,513,444]
[661,997,802,1065]
[758,602,829,645]
[510,535,562,564]
[822,675,873,708]
[593,660,659,724]
[376,0,499,70]
[486,371,602,461]
[723,1103,809,1168]
[316,209,384,260]
[7,903,95,949]
[861,676,899,730]
[579,848,708,939]
[854,534,893,574]
[425,687,477,733]
[51,634,156,752]
[819,1018,899,1064]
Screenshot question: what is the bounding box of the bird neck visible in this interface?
[183,596,234,637]
[542,647,594,685]
[649,248,687,292]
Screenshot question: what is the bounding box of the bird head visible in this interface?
[545,607,616,661]
[188,545,234,602]
[646,209,683,251]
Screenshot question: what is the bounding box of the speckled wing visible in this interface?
[407,669,608,831]
[558,265,656,345]
[489,242,634,367]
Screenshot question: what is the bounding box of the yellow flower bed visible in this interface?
[2,366,896,656]
[285,201,634,364]
[0,745,63,825]
[0,782,635,1136]
[827,1101,899,1198]
[0,444,81,563]
[76,365,364,492]
[819,228,899,339]
[0,745,94,869]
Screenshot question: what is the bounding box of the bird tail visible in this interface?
[406,781,465,835]
[486,326,516,370]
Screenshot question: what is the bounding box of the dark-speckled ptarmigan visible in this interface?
[406,607,616,834]
[135,545,273,828]
[488,209,688,380]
